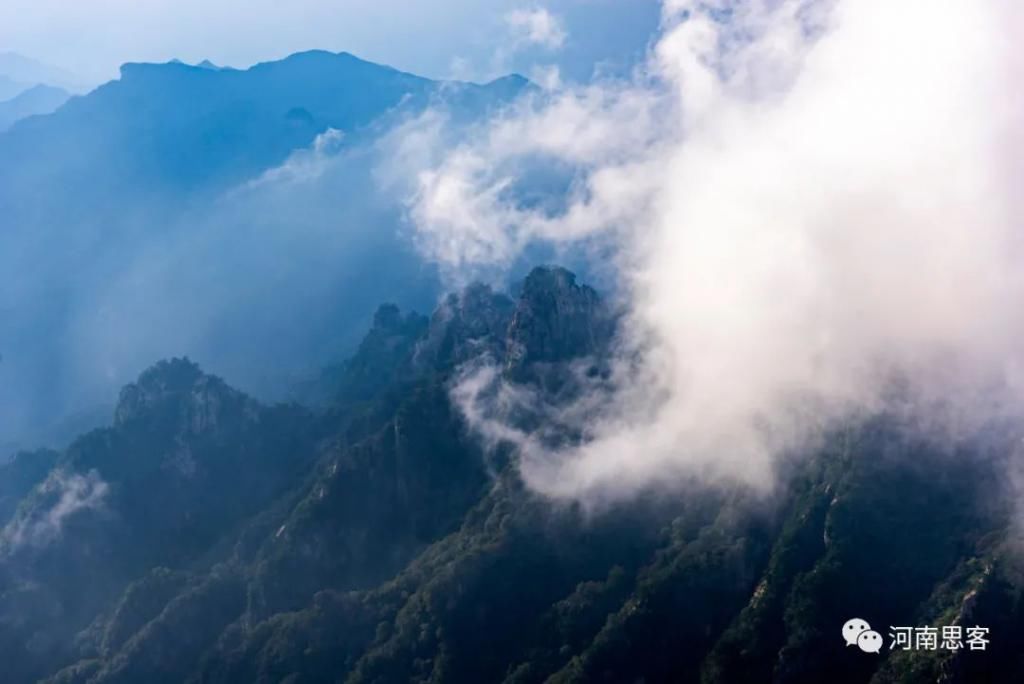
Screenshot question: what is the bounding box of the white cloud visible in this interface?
[529,64,562,91]
[398,82,667,275]
[398,0,1024,506]
[505,7,567,50]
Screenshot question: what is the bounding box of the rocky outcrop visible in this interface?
[114,358,257,435]
[414,283,515,370]
[328,304,428,405]
[315,267,611,402]
[505,266,612,377]
[0,360,317,683]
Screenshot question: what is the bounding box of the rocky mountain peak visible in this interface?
[505,266,611,375]
[326,305,429,404]
[414,283,515,369]
[371,303,412,333]
[113,358,248,432]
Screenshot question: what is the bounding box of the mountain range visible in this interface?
[1,266,1022,683]
[0,52,82,111]
[0,50,530,452]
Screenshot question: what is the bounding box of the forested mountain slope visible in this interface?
[2,267,1021,684]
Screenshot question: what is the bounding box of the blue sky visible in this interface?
[0,0,661,85]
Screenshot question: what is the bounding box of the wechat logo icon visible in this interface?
[843,618,882,653]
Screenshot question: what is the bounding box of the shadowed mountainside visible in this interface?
[0,266,1022,683]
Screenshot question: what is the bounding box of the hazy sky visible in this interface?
[0,0,660,85]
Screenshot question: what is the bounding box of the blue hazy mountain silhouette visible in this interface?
[0,50,529,451]
[0,74,27,101]
[0,52,84,92]
[0,83,70,131]
[0,50,522,198]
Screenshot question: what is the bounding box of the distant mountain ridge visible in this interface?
[0,83,70,131]
[0,52,85,93]
[0,52,85,104]
[0,74,27,101]
[2,49,525,196]
[0,48,531,451]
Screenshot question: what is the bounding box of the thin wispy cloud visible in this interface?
[449,5,568,84]
[3,470,109,549]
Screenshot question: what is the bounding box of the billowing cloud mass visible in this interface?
[398,0,1024,505]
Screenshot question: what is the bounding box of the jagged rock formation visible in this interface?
[0,359,317,683]
[1,267,1022,684]
[414,283,516,371]
[506,267,611,374]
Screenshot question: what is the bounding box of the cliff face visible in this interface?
[415,282,516,370]
[2,267,1022,684]
[506,266,610,372]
